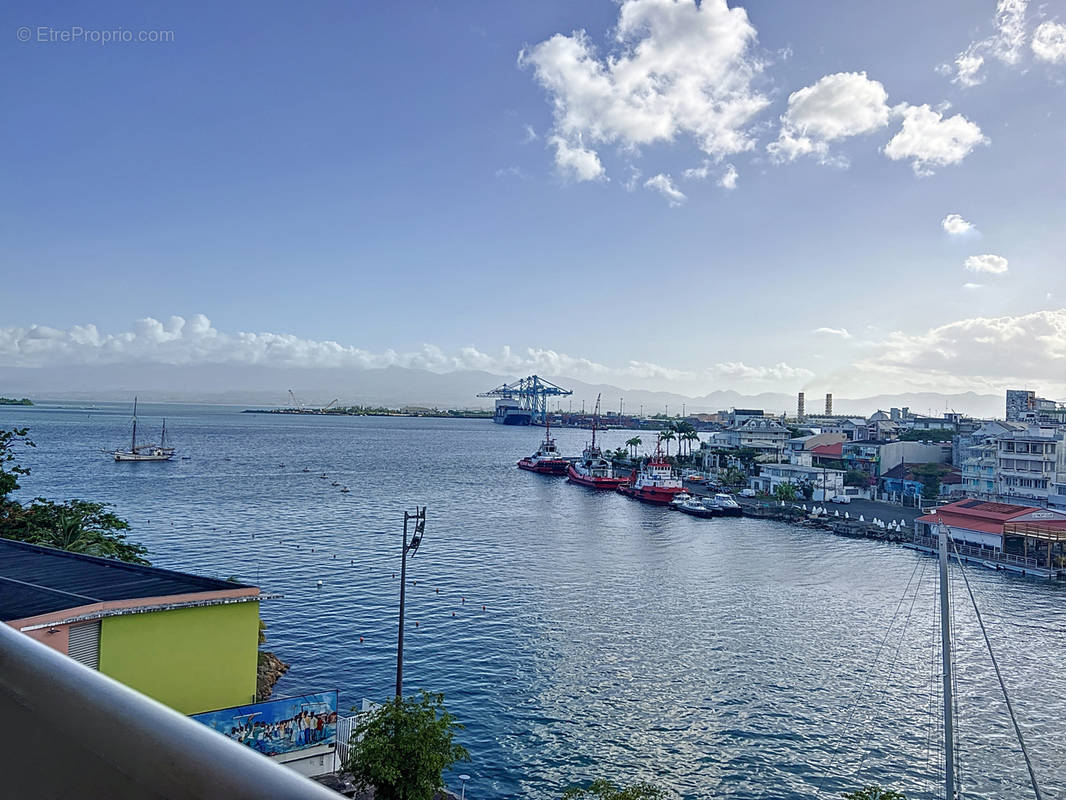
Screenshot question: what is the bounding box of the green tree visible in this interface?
[844,469,871,488]
[721,467,747,491]
[842,787,906,800]
[658,429,675,456]
[563,779,666,800]
[625,437,642,458]
[345,691,469,800]
[911,463,947,501]
[0,427,148,564]
[773,482,798,501]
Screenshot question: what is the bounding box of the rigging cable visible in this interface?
[949,538,1043,800]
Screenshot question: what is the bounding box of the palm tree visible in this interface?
[659,429,675,456]
[31,511,110,558]
[682,430,700,460]
[625,436,642,458]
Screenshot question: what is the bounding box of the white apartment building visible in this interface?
[995,426,1065,505]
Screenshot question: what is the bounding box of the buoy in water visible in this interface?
[316,580,323,588]
[415,621,419,627]
[482,605,486,611]
[461,597,465,604]
[359,636,364,643]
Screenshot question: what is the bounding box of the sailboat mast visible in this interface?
[939,523,956,799]
[131,397,138,453]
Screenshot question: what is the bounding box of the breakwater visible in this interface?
[742,502,912,543]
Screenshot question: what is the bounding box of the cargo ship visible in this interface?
[493,397,532,426]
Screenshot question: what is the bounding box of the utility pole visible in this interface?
[396,507,427,698]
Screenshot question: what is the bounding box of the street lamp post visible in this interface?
[395,506,427,698]
[458,774,471,800]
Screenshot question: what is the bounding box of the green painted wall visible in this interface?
[99,600,260,715]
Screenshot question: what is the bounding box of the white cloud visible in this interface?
[1032,21,1066,63]
[0,315,822,395]
[549,134,605,181]
[644,173,687,206]
[519,0,769,181]
[682,160,712,181]
[814,327,851,339]
[883,104,988,176]
[964,253,1009,274]
[711,361,814,382]
[963,282,985,290]
[718,163,738,190]
[768,72,891,164]
[854,307,1066,393]
[947,0,1030,86]
[522,124,539,143]
[941,213,975,234]
[494,166,529,179]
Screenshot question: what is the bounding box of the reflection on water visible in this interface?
[6,403,1065,799]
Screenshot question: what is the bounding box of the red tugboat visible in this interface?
[517,416,570,475]
[567,394,628,489]
[617,438,685,504]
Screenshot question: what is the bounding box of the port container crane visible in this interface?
[477,375,573,425]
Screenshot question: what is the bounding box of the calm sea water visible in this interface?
[4,403,1064,800]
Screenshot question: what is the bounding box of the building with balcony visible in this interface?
[994,425,1065,506]
[0,539,264,715]
[749,463,845,501]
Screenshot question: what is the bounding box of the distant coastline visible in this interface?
[243,406,492,419]
[0,397,33,406]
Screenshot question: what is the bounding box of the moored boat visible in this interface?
[618,441,684,505]
[708,492,743,516]
[670,491,694,508]
[110,398,176,462]
[677,497,717,518]
[517,417,569,475]
[567,394,628,489]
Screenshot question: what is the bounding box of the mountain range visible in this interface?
[0,363,1008,419]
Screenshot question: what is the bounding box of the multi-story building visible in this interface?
[1006,389,1036,422]
[733,417,789,457]
[994,425,1065,505]
[749,463,846,501]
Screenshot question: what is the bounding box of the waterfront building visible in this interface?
[750,463,845,501]
[733,417,789,458]
[844,440,950,480]
[956,421,1024,498]
[880,463,962,503]
[0,539,263,715]
[993,425,1066,506]
[913,499,1066,576]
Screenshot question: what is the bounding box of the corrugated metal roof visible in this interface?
[0,539,252,621]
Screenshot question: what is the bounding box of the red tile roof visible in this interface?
[811,442,843,457]
[916,498,1042,535]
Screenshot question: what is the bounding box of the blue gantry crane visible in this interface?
[477,375,573,425]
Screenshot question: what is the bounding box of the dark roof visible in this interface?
[0,539,252,621]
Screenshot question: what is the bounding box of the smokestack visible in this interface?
[797,392,805,420]
[825,393,833,416]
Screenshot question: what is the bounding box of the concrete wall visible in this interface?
[99,601,260,715]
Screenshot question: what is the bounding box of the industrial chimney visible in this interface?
[797,392,805,420]
[825,393,833,416]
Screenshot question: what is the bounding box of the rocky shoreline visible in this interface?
[256,651,290,701]
[742,503,912,543]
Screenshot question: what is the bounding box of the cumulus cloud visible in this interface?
[814,327,851,339]
[1032,21,1066,63]
[710,361,814,382]
[549,135,605,181]
[718,163,738,190]
[941,213,975,234]
[768,71,891,164]
[947,0,1030,87]
[644,173,687,206]
[963,282,985,290]
[519,0,769,182]
[855,308,1066,392]
[883,104,988,176]
[964,253,1009,274]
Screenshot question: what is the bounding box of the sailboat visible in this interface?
[111,398,176,462]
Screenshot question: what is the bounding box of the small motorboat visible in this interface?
[709,493,743,516]
[331,481,340,487]
[302,467,311,473]
[670,491,694,509]
[677,497,716,518]
[340,486,350,493]
[319,473,328,479]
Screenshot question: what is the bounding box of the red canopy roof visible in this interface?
[916,498,1042,535]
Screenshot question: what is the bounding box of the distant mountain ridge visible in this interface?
[0,363,1006,419]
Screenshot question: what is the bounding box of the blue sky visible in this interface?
[3,0,1066,398]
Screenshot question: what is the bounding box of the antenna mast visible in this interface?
[939,523,956,800]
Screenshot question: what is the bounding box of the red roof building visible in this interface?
[915,499,1066,569]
